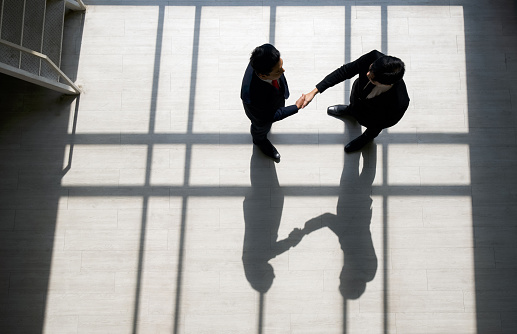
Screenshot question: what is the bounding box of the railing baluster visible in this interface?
[0,38,81,94]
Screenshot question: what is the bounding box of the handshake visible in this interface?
[295,88,319,110]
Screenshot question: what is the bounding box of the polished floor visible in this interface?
[1,0,517,333]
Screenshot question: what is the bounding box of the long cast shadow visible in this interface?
[0,7,85,333]
[5,1,517,333]
[131,4,165,334]
[242,147,304,334]
[298,119,378,333]
[461,3,517,333]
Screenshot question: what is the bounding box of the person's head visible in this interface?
[244,262,275,293]
[367,55,405,85]
[250,43,285,80]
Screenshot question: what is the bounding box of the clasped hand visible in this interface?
[296,88,318,109]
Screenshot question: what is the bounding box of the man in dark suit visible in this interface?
[241,44,305,160]
[303,50,410,152]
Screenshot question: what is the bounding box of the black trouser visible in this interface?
[249,122,272,144]
[362,127,382,139]
[244,107,273,144]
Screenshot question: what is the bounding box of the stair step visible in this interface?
[41,0,65,81]
[20,0,46,75]
[0,0,24,68]
[0,61,77,94]
[0,0,81,95]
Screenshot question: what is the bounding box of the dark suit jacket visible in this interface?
[316,50,410,130]
[241,63,299,126]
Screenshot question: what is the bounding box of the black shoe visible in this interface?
[255,139,281,160]
[327,105,351,117]
[345,134,371,153]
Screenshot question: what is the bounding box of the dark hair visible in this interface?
[250,44,281,76]
[370,55,405,85]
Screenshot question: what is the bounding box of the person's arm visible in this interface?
[301,59,358,109]
[302,50,383,109]
[302,87,319,108]
[272,94,305,121]
[316,60,360,94]
[317,50,383,94]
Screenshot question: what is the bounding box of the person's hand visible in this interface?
[287,228,305,247]
[295,94,306,109]
[302,88,319,108]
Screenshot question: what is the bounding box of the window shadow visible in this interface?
[0,5,84,332]
[0,75,77,332]
[462,4,517,333]
[2,1,516,333]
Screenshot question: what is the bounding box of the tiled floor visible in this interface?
[1,0,517,333]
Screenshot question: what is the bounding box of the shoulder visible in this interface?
[242,63,255,88]
[390,80,410,107]
[241,63,259,103]
[394,80,409,97]
[368,49,385,57]
[363,50,385,63]
[352,50,385,72]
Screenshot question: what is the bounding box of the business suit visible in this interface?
[241,63,299,145]
[316,50,410,139]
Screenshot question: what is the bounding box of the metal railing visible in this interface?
[66,0,87,11]
[0,38,81,94]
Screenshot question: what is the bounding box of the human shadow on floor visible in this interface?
[297,122,378,299]
[242,146,303,294]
